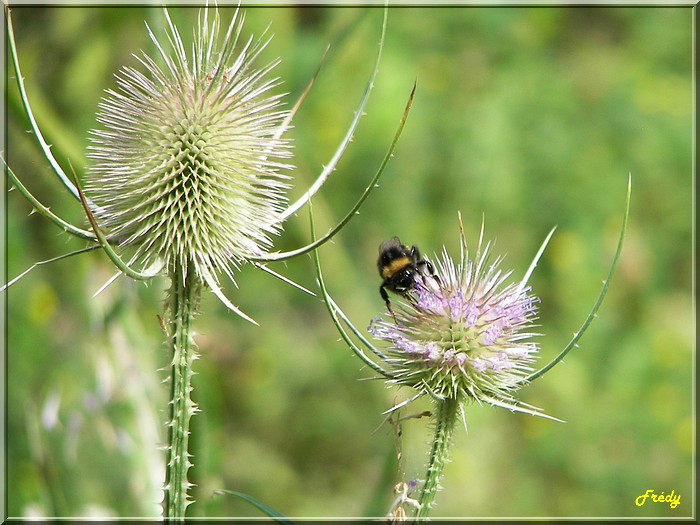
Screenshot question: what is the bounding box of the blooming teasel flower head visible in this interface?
[370,224,544,416]
[85,8,292,285]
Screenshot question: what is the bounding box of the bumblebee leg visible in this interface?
[410,245,421,260]
[418,259,441,287]
[417,259,435,275]
[380,285,398,323]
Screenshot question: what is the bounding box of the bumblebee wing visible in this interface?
[378,236,402,253]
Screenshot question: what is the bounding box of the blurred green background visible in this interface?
[3,5,693,519]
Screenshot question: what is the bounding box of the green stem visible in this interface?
[164,263,201,519]
[416,397,460,521]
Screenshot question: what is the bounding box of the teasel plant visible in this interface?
[3,6,414,518]
[313,178,631,520]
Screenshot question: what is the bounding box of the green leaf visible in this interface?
[213,489,293,523]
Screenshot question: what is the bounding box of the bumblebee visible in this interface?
[377,237,436,318]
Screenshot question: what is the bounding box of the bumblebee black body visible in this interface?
[377,237,435,319]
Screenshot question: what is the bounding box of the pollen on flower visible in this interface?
[85,8,292,284]
[369,241,542,412]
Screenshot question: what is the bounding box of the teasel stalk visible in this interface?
[163,263,201,515]
[82,9,297,515]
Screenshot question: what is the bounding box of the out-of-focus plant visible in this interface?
[3,6,413,518]
[314,179,630,520]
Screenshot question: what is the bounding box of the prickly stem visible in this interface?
[163,261,201,519]
[416,397,459,520]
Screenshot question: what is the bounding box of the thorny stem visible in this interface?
[163,262,201,519]
[416,397,459,521]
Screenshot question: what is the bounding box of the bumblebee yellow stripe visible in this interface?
[382,256,411,279]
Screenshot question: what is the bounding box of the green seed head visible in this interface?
[86,8,292,283]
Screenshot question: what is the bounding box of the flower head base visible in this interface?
[370,238,541,414]
[85,8,292,284]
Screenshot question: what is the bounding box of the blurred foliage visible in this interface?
[3,5,693,520]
